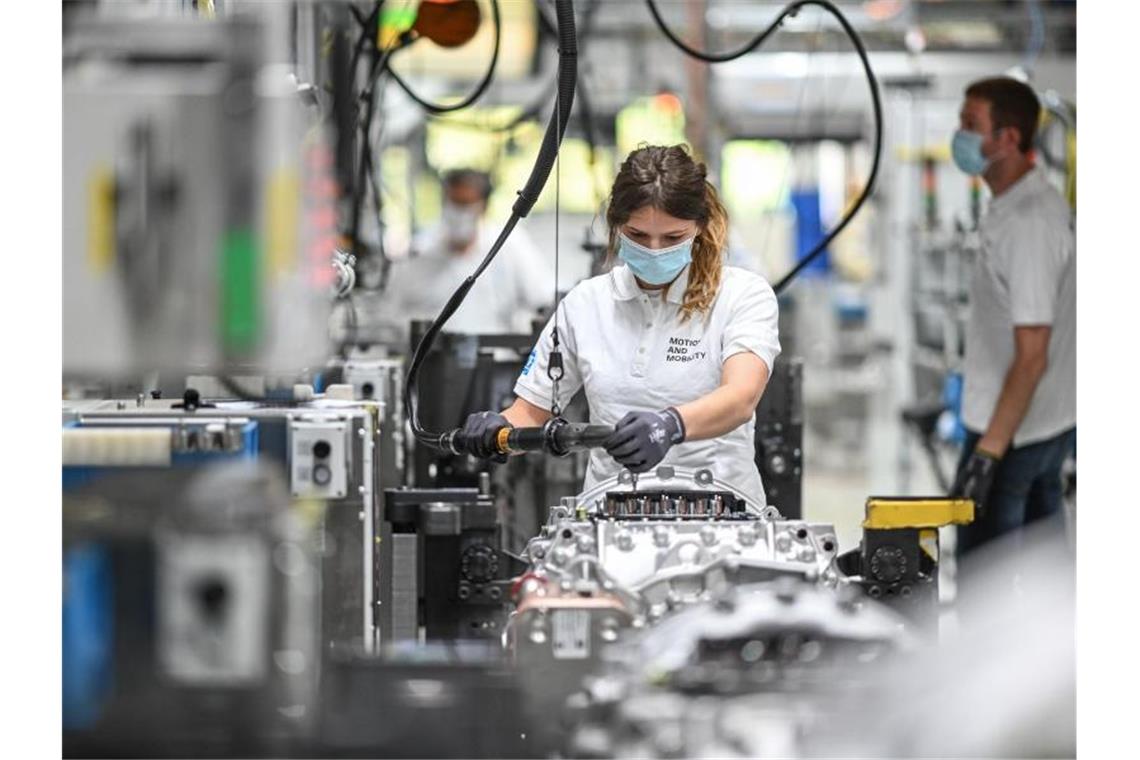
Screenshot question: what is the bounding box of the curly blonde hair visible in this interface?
[604,145,729,322]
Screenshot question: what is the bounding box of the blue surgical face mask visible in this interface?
[951,129,991,176]
[618,232,694,286]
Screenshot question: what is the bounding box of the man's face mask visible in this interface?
[442,201,481,248]
[951,124,1012,177]
[618,232,695,285]
[951,129,992,176]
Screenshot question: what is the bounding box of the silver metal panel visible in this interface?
[359,410,376,651]
[551,610,591,660]
[63,11,332,379]
[64,61,232,375]
[390,534,419,641]
[157,532,270,686]
[289,419,350,499]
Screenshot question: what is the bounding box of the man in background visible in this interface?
[381,168,553,340]
[949,77,1076,559]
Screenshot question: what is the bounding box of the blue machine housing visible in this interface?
[62,420,259,490]
[62,418,260,730]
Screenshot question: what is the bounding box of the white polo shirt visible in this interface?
[962,167,1076,446]
[513,263,781,499]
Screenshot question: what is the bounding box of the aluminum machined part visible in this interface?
[563,580,916,758]
[510,471,847,685]
[573,467,772,516]
[628,579,916,679]
[522,507,842,622]
[544,522,836,620]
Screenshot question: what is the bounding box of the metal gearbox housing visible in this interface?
[506,468,847,748]
[516,469,840,616]
[562,581,915,759]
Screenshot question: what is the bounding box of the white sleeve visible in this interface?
[720,275,781,372]
[512,297,583,412]
[1006,216,1072,326]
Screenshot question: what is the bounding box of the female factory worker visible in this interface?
[462,144,781,499]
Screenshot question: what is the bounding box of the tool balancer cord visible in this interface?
[645,0,883,295]
[404,0,578,449]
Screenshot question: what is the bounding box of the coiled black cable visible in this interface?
[429,0,601,140]
[348,5,395,280]
[644,0,883,294]
[347,0,503,291]
[346,0,503,294]
[386,0,503,113]
[403,0,578,450]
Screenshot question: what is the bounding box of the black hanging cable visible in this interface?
[404,0,578,450]
[352,0,517,286]
[344,0,503,301]
[644,0,883,295]
[428,0,600,136]
[336,4,382,355]
[347,2,381,86]
[648,0,818,63]
[385,0,503,113]
[348,4,401,279]
[348,2,371,29]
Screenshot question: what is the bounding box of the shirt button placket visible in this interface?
[632,297,652,377]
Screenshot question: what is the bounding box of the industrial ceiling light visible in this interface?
[863,0,906,22]
[412,0,483,48]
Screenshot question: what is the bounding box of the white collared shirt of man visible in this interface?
[514,262,781,500]
[963,166,1075,444]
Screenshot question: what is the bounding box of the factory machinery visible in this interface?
[60,1,987,757]
[63,389,972,757]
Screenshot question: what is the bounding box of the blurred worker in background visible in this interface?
[949,77,1075,559]
[460,145,780,499]
[381,168,552,340]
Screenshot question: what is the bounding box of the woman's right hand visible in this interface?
[460,410,512,461]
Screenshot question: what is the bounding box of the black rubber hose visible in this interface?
[427,0,599,137]
[348,3,402,281]
[644,0,883,295]
[442,419,614,457]
[647,0,812,63]
[403,0,578,449]
[349,15,381,267]
[545,421,613,456]
[347,2,380,86]
[348,0,507,277]
[404,216,518,447]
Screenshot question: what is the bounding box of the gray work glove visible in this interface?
[603,408,686,474]
[460,410,511,463]
[950,446,1001,514]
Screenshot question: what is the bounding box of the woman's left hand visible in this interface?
[603,408,686,473]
